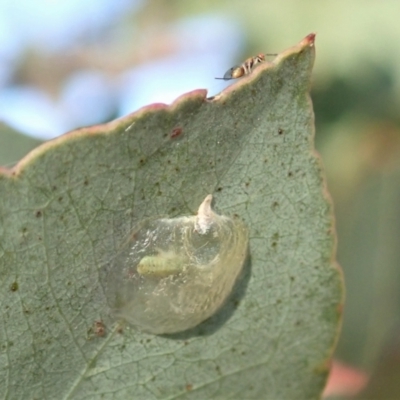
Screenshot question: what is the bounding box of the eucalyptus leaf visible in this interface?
[0,34,343,400]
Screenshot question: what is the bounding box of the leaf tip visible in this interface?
[302,32,316,47]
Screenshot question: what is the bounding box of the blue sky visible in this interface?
[0,1,243,139]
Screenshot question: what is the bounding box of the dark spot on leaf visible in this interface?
[35,210,42,218]
[231,347,236,352]
[288,171,293,177]
[184,341,189,346]
[186,384,193,391]
[276,299,282,304]
[245,181,250,187]
[58,197,63,202]
[175,167,180,172]
[139,158,146,166]
[22,227,27,233]
[272,201,279,209]
[146,338,151,343]
[290,276,295,281]
[10,282,18,292]
[93,320,106,337]
[241,351,246,356]
[217,187,222,192]
[84,179,89,186]
[278,128,284,135]
[38,236,42,241]
[272,242,277,248]
[170,127,183,139]
[215,365,221,374]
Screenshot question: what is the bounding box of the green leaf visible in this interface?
[0,34,343,399]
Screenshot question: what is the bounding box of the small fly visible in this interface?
[215,53,276,81]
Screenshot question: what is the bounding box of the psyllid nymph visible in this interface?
[104,195,249,334]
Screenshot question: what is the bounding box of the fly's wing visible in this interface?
[215,65,240,80]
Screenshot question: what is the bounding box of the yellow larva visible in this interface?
[105,194,249,334]
[137,250,188,278]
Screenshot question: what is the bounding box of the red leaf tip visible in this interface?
[303,33,316,46]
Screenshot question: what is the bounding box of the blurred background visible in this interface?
[1,1,400,398]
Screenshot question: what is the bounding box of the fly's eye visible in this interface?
[103,195,249,334]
